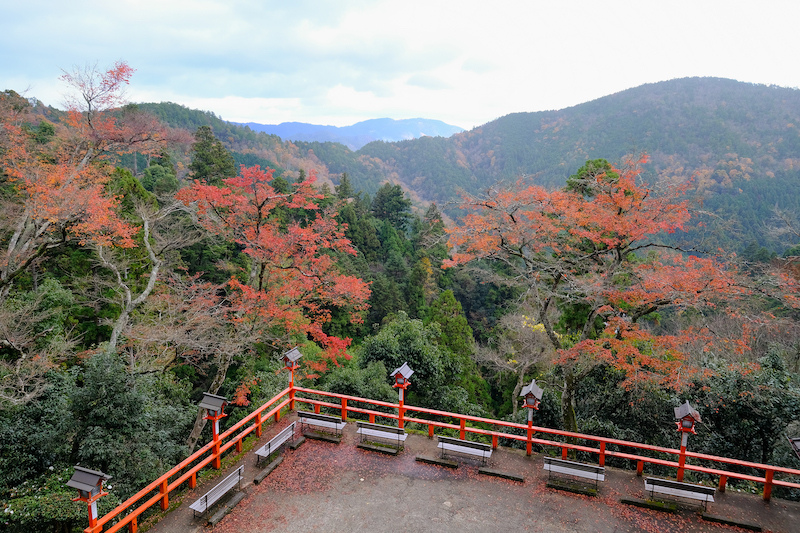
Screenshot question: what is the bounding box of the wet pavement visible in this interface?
[146,414,800,533]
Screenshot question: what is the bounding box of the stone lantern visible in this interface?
[199,392,228,442]
[390,362,414,429]
[674,400,701,481]
[390,362,414,402]
[66,466,110,529]
[281,346,302,372]
[520,378,543,422]
[674,400,701,438]
[281,346,303,410]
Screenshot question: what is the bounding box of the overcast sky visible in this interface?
[2,0,798,130]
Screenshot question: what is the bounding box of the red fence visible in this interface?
[87,385,800,532]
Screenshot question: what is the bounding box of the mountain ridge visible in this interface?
[232,117,464,150]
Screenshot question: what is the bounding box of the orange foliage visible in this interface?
[178,165,370,375]
[445,154,747,391]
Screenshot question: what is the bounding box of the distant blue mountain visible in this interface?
[233,118,464,150]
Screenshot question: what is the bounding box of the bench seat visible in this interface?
[189,465,244,517]
[437,436,492,465]
[645,477,715,510]
[255,421,296,465]
[543,457,605,482]
[543,457,605,495]
[357,421,407,451]
[298,411,347,437]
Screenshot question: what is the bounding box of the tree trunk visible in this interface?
[185,351,234,454]
[562,368,578,434]
[511,369,526,419]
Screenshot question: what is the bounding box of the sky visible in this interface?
[2,0,799,130]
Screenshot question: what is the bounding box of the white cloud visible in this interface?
[2,0,799,129]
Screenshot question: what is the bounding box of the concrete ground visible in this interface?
[147,414,800,533]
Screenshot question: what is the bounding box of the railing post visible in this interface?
[718,475,727,493]
[314,403,321,414]
[369,413,375,423]
[341,398,347,421]
[398,399,405,429]
[561,446,568,460]
[428,424,434,439]
[213,440,221,469]
[637,460,644,476]
[256,411,263,437]
[763,469,774,501]
[526,420,533,456]
[599,442,606,467]
[492,434,498,450]
[289,369,296,411]
[189,472,196,489]
[459,419,466,440]
[235,437,242,453]
[129,516,138,533]
[159,478,169,511]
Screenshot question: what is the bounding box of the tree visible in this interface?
[335,172,355,199]
[371,183,412,231]
[59,61,165,168]
[188,126,236,185]
[0,279,76,405]
[96,193,204,357]
[177,165,370,377]
[445,155,747,432]
[356,311,484,413]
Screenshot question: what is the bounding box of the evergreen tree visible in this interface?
[336,172,355,199]
[188,126,237,185]
[371,183,412,231]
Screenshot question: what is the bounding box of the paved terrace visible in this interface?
[147,414,800,533]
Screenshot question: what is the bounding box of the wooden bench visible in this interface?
[189,465,244,518]
[298,411,347,441]
[645,477,715,510]
[254,421,296,465]
[356,421,407,453]
[543,457,605,495]
[437,436,492,465]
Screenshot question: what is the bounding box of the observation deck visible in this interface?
[87,387,800,533]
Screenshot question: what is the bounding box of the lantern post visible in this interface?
[199,392,228,469]
[390,362,414,429]
[66,466,111,529]
[281,347,303,410]
[520,378,543,456]
[674,400,701,481]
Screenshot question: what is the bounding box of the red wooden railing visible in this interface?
[86,385,800,532]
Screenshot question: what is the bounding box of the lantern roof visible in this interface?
[391,362,414,380]
[66,466,111,492]
[520,378,543,400]
[198,392,227,412]
[283,347,303,363]
[674,400,702,423]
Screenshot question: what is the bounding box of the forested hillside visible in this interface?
[2,67,800,532]
[351,78,800,253]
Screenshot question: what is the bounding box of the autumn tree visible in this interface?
[177,165,370,383]
[59,61,165,167]
[0,64,161,401]
[446,155,746,432]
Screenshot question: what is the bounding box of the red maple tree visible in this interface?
[177,165,370,380]
[445,155,748,431]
